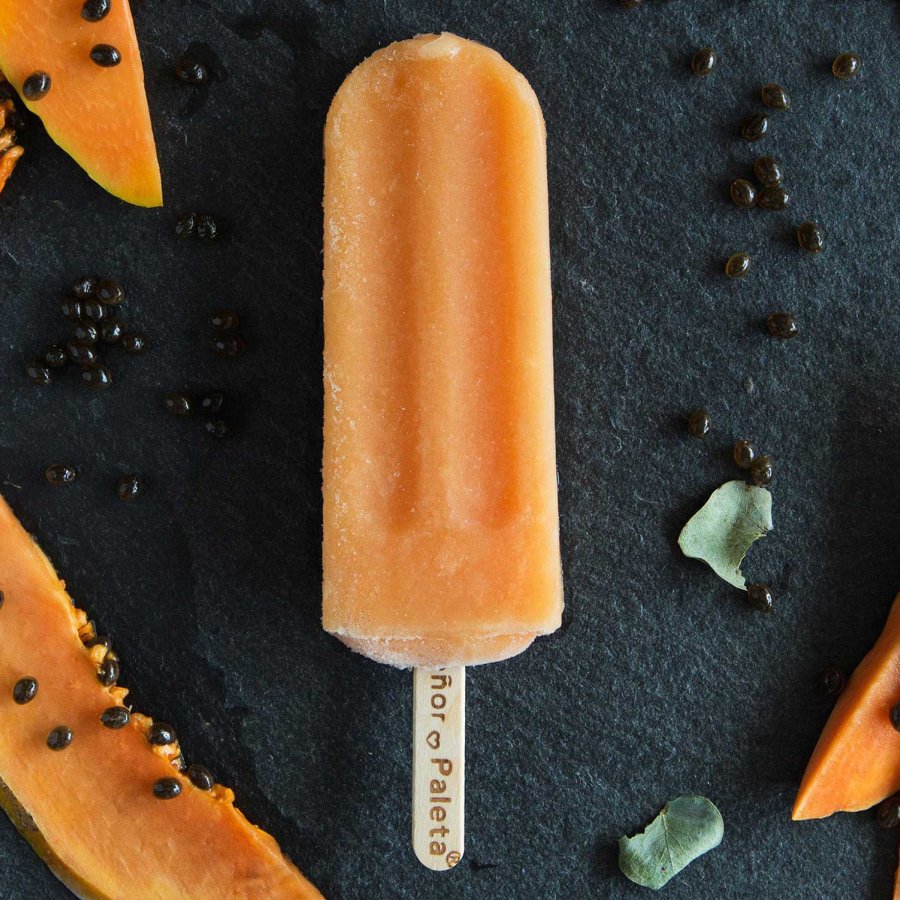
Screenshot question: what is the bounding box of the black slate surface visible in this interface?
[1,1,899,898]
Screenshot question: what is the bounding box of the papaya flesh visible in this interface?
[793,590,900,820]
[0,0,162,207]
[0,493,322,899]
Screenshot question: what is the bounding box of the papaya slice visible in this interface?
[0,106,23,196]
[793,590,900,820]
[0,72,23,196]
[0,493,322,898]
[0,0,162,206]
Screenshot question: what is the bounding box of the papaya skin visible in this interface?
[793,590,900,820]
[0,0,162,207]
[0,493,322,898]
[0,777,108,900]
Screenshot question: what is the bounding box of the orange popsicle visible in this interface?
[322,33,562,669]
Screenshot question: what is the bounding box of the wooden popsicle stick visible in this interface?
[412,666,465,870]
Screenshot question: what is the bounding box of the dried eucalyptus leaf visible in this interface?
[677,480,773,589]
[619,795,724,890]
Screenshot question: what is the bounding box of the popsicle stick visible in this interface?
[412,666,465,870]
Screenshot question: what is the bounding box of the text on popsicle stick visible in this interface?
[412,666,465,870]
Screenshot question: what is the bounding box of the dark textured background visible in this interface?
[0,1,898,898]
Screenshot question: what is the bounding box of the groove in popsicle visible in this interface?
[422,63,523,528]
[327,60,425,529]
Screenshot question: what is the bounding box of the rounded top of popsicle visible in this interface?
[409,32,466,60]
[325,32,545,149]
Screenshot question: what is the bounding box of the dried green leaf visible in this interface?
[619,795,724,890]
[677,480,773,589]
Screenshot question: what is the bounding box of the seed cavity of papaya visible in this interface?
[97,653,120,686]
[0,80,24,196]
[77,619,97,645]
[100,707,131,729]
[187,763,215,791]
[147,722,178,746]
